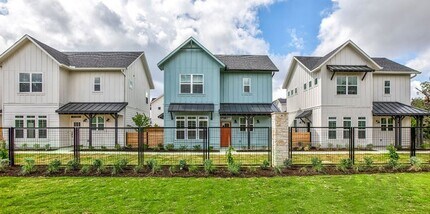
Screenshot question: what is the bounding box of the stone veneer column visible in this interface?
[271,112,289,166]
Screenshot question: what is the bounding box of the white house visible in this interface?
[0,35,154,148]
[273,98,287,112]
[150,94,164,126]
[282,40,428,148]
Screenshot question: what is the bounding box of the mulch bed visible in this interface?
[1,165,429,178]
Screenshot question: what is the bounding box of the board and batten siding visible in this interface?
[1,41,60,105]
[373,74,410,104]
[125,56,150,116]
[220,72,272,103]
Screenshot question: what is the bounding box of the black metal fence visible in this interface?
[289,127,430,165]
[2,127,271,166]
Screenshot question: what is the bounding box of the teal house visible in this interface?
[157,37,279,150]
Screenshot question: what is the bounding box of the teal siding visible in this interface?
[220,72,272,103]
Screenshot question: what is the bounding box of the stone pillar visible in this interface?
[271,112,289,166]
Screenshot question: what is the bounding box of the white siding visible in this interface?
[373,74,410,104]
[150,96,164,126]
[124,56,150,116]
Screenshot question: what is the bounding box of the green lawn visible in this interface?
[0,173,429,213]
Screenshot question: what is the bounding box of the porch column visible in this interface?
[110,113,119,146]
[247,116,253,149]
[85,114,95,147]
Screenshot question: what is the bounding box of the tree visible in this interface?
[132,113,150,128]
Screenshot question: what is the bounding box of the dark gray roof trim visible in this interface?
[296,56,417,72]
[215,55,279,72]
[56,102,128,114]
[327,65,374,72]
[296,110,312,119]
[29,36,142,68]
[168,103,214,112]
[373,102,430,116]
[220,103,279,115]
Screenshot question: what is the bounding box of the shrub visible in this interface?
[146,159,161,173]
[203,159,216,174]
[336,144,343,150]
[337,159,353,172]
[143,144,149,150]
[409,157,422,171]
[247,166,257,173]
[165,144,175,151]
[209,146,214,151]
[92,159,105,174]
[21,144,28,150]
[21,158,36,175]
[363,157,373,169]
[64,160,80,173]
[179,145,187,151]
[188,165,199,173]
[365,144,374,151]
[168,165,179,174]
[80,165,91,174]
[310,157,324,173]
[0,141,6,150]
[421,143,430,149]
[179,159,188,171]
[157,143,164,150]
[88,146,95,150]
[227,162,241,175]
[387,144,399,169]
[133,164,145,173]
[327,143,334,150]
[44,144,50,151]
[299,166,309,173]
[226,146,235,165]
[260,160,270,170]
[0,148,7,159]
[193,145,201,151]
[0,159,9,172]
[283,158,292,169]
[303,145,311,151]
[33,144,40,150]
[125,144,132,150]
[47,159,62,174]
[315,143,322,150]
[112,159,128,175]
[101,146,107,150]
[115,144,122,151]
[274,166,283,175]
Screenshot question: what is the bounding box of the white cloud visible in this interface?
[0,0,277,98]
[270,52,297,100]
[411,80,423,99]
[288,28,304,50]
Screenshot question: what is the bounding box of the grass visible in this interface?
[0,173,429,213]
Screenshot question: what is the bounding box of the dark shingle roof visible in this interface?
[29,36,142,68]
[215,55,279,72]
[296,56,417,72]
[220,103,279,115]
[56,102,128,114]
[168,103,214,112]
[373,102,429,116]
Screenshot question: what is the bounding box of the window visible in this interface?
[176,117,186,140]
[303,83,307,90]
[314,78,318,85]
[187,116,197,140]
[381,118,394,131]
[239,117,254,132]
[309,81,312,88]
[129,79,134,89]
[336,76,357,95]
[243,78,251,93]
[358,117,366,139]
[295,88,297,94]
[38,116,47,138]
[145,92,149,104]
[198,116,208,139]
[91,116,105,130]
[175,116,208,140]
[15,116,24,138]
[384,80,390,94]
[288,91,290,97]
[94,77,101,92]
[343,117,351,139]
[26,116,36,138]
[180,74,203,94]
[158,107,161,110]
[19,73,42,92]
[328,117,337,139]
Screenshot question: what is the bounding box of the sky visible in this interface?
[0,0,429,100]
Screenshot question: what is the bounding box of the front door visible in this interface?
[70,119,82,146]
[220,122,231,147]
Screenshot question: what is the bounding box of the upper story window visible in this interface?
[384,80,391,94]
[180,74,203,94]
[336,76,357,95]
[243,78,251,93]
[303,83,307,90]
[94,77,101,92]
[19,73,42,93]
[294,88,297,94]
[129,79,134,89]
[314,78,318,85]
[145,92,149,104]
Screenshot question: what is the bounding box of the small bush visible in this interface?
[21,144,28,150]
[101,146,107,150]
[44,144,50,151]
[421,143,430,149]
[112,159,128,175]
[209,146,214,151]
[274,166,283,175]
[247,166,257,173]
[363,157,373,169]
[146,159,161,173]
[0,159,9,172]
[0,141,6,150]
[21,158,36,175]
[336,144,343,150]
[315,143,322,150]
[283,158,292,169]
[125,144,133,150]
[168,165,179,174]
[387,144,399,169]
[92,159,105,174]
[179,159,188,171]
[310,157,324,173]
[260,160,270,170]
[188,165,199,173]
[33,144,40,150]
[157,143,164,150]
[226,146,235,165]
[143,144,149,150]
[327,143,333,150]
[337,159,353,172]
[88,146,95,150]
[80,165,91,174]
[203,159,216,174]
[64,160,80,173]
[133,164,145,173]
[47,159,62,174]
[299,166,309,173]
[193,145,201,151]
[0,148,7,159]
[227,162,241,175]
[165,144,175,151]
[115,144,121,151]
[409,157,422,171]
[179,145,187,151]
[365,144,374,151]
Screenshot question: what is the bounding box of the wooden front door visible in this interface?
[220,122,231,147]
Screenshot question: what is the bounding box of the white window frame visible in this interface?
[381,117,394,131]
[175,116,186,140]
[328,117,337,139]
[19,72,43,93]
[91,116,105,131]
[93,77,102,92]
[343,117,351,139]
[239,117,254,132]
[358,117,366,139]
[15,116,24,139]
[175,116,209,140]
[384,80,391,95]
[314,78,318,86]
[198,116,209,140]
[309,80,312,88]
[294,88,298,95]
[336,76,358,95]
[179,74,204,94]
[243,78,251,93]
[303,83,307,90]
[14,115,48,139]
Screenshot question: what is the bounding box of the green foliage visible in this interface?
[247,166,257,173]
[47,159,62,174]
[0,141,7,159]
[88,146,95,150]
[365,144,374,150]
[44,144,50,151]
[0,140,5,150]
[115,144,122,151]
[101,146,107,150]
[80,165,91,175]
[421,143,430,149]
[0,159,9,172]
[133,164,145,173]
[337,159,353,172]
[193,145,201,151]
[203,159,216,174]
[327,143,333,150]
[188,165,199,173]
[21,158,36,175]
[409,157,422,171]
[179,145,187,151]
[65,160,80,173]
[387,145,399,169]
[274,166,283,175]
[179,159,188,171]
[92,159,105,174]
[363,157,373,169]
[168,165,179,174]
[143,144,149,150]
[146,159,161,173]
[226,146,235,165]
[33,144,40,150]
[227,162,241,175]
[21,144,28,150]
[283,158,292,169]
[310,157,324,173]
[112,159,129,175]
[165,144,174,151]
[260,159,270,170]
[157,143,164,150]
[132,113,150,128]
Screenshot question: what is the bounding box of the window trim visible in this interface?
[314,78,318,86]
[328,117,337,139]
[384,80,391,95]
[93,77,102,92]
[381,117,394,131]
[175,116,209,140]
[358,117,366,139]
[14,115,48,139]
[336,76,358,95]
[243,78,251,93]
[343,117,351,139]
[19,72,43,93]
[239,117,254,132]
[90,116,105,131]
[179,74,204,94]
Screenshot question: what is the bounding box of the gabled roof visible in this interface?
[273,98,286,104]
[150,94,164,105]
[157,37,225,70]
[214,55,278,72]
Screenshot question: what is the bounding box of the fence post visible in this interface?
[138,127,143,165]
[411,127,416,157]
[8,127,15,166]
[202,127,207,163]
[73,127,80,164]
[350,127,355,164]
[207,127,211,161]
[268,127,272,167]
[288,127,292,163]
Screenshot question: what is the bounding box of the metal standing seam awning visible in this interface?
[219,103,279,116]
[168,103,215,120]
[327,65,375,80]
[372,102,430,116]
[295,110,312,123]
